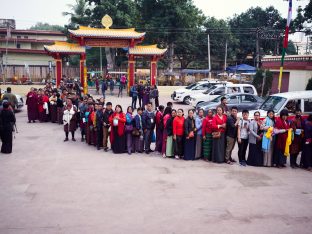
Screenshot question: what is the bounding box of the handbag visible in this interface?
[125,124,133,132]
[132,128,140,136]
[212,131,221,139]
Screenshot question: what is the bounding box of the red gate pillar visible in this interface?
[55,54,62,88]
[128,54,135,88]
[80,53,87,94]
[150,57,157,86]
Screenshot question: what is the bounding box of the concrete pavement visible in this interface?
[0,94,312,234]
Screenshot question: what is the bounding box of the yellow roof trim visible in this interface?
[44,41,85,53]
[129,45,167,55]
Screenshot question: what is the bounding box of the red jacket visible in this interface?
[275,117,290,151]
[212,114,227,132]
[109,112,126,143]
[202,116,214,135]
[173,116,185,136]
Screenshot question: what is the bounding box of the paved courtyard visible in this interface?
[1,92,312,234]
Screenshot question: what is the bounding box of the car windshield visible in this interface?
[210,95,228,103]
[203,86,217,94]
[185,83,198,90]
[259,96,287,112]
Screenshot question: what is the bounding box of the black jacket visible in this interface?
[166,117,174,136]
[184,117,196,137]
[226,115,237,138]
[0,109,16,132]
[103,109,113,127]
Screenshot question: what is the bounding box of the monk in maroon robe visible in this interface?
[26,88,38,123]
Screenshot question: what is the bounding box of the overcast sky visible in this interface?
[0,0,310,39]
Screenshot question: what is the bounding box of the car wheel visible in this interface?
[183,96,191,104]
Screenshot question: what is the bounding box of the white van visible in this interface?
[189,83,257,107]
[171,80,232,104]
[246,91,312,119]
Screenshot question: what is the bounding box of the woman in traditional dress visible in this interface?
[125,106,134,155]
[211,106,227,163]
[273,109,291,168]
[38,89,49,122]
[247,111,263,166]
[165,109,176,158]
[262,110,275,167]
[184,109,196,161]
[173,109,185,159]
[155,105,164,153]
[109,105,126,154]
[161,107,172,157]
[195,109,204,159]
[63,99,77,142]
[202,109,214,161]
[300,114,312,170]
[49,91,57,123]
[133,107,144,153]
[85,103,94,145]
[289,109,304,168]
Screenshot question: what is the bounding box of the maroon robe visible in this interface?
[26,91,38,121]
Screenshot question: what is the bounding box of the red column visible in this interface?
[55,54,62,88]
[150,57,157,86]
[80,53,87,94]
[128,54,135,88]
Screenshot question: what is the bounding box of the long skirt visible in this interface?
[126,132,134,154]
[27,105,38,121]
[0,129,13,154]
[50,105,57,123]
[195,134,202,159]
[203,133,213,160]
[162,131,168,155]
[212,132,225,163]
[38,111,48,122]
[247,142,263,166]
[155,128,163,153]
[184,137,196,160]
[300,143,312,168]
[174,135,184,157]
[57,107,63,124]
[166,136,174,157]
[134,135,144,152]
[111,127,126,154]
[263,140,274,167]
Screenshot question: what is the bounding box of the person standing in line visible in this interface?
[49,91,57,123]
[26,87,38,123]
[109,105,126,154]
[247,111,264,166]
[165,109,176,158]
[142,102,156,154]
[237,110,250,166]
[78,98,88,142]
[225,106,240,164]
[101,79,107,98]
[202,109,214,161]
[273,109,291,168]
[133,107,144,153]
[85,103,95,145]
[211,106,227,163]
[262,110,275,167]
[103,102,113,152]
[289,109,304,168]
[95,103,104,150]
[173,109,185,159]
[125,106,134,155]
[195,109,204,160]
[155,105,164,154]
[184,109,196,161]
[137,82,144,108]
[130,84,138,110]
[161,106,172,157]
[0,102,16,154]
[63,99,77,142]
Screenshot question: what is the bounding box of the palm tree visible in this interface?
[62,0,91,27]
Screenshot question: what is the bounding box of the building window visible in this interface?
[16,43,21,49]
[17,35,21,39]
[24,36,28,39]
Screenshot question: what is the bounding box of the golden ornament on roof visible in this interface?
[102,15,113,29]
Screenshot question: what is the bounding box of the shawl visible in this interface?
[109,112,126,144]
[262,117,274,152]
[63,105,75,126]
[285,129,292,157]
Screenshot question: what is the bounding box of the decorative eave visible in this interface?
[128,45,167,56]
[69,26,146,39]
[44,41,85,54]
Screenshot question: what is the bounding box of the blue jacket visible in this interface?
[142,110,155,130]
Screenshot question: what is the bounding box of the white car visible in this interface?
[171,80,231,104]
[189,83,257,107]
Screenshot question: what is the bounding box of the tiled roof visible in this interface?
[129,45,167,55]
[69,26,145,39]
[44,41,85,53]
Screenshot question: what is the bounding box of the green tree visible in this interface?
[306,78,312,90]
[29,23,65,32]
[252,69,273,96]
[63,0,91,27]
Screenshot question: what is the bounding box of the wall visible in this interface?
[3,53,52,66]
[288,70,312,91]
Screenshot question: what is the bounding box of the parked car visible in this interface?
[189,83,257,107]
[196,93,264,114]
[171,80,232,104]
[242,91,312,119]
[0,90,24,112]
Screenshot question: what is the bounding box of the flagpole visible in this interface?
[278,0,292,93]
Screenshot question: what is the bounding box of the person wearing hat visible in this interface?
[0,101,16,153]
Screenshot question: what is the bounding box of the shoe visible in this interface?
[149,149,154,153]
[128,152,131,155]
[81,138,84,142]
[64,138,69,142]
[28,120,31,123]
[239,162,243,166]
[291,165,296,169]
[230,159,237,163]
[242,161,247,166]
[226,161,233,165]
[104,148,108,152]
[162,154,167,158]
[72,138,76,142]
[175,155,180,160]
[97,147,101,150]
[32,120,35,123]
[145,151,150,154]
